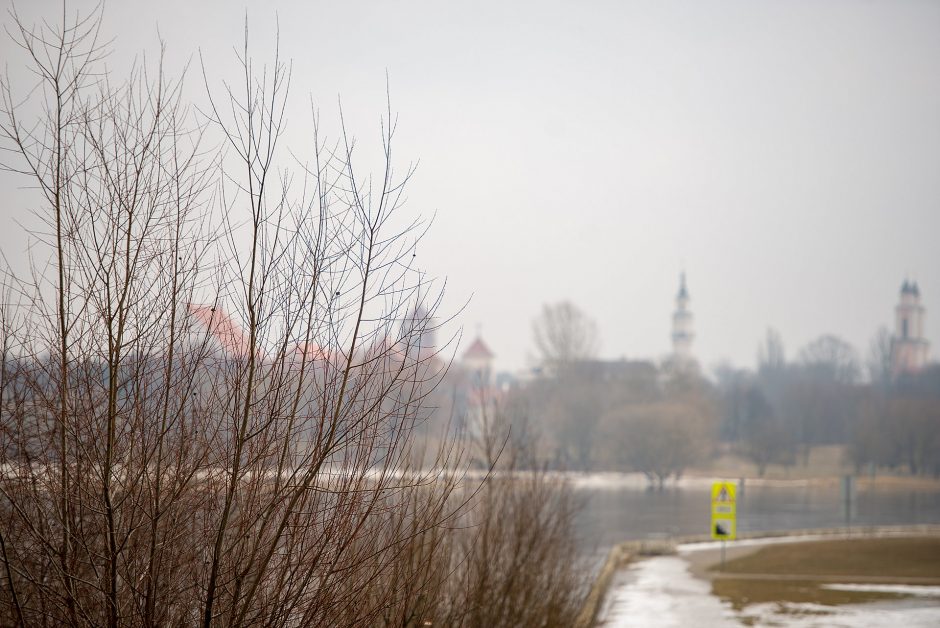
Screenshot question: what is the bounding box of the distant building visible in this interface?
[670,272,696,369]
[462,336,495,385]
[891,280,929,376]
[434,335,498,440]
[188,304,254,360]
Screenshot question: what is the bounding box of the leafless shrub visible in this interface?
[0,5,589,627]
[0,5,463,626]
[431,404,589,628]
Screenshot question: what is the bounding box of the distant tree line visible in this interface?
[503,304,940,482]
[716,329,940,477]
[499,302,718,487]
[851,368,940,476]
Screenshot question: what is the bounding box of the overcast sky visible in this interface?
[2,0,938,375]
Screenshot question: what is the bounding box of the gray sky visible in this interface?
[2,0,939,374]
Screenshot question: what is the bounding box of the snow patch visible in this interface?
[739,600,940,627]
[601,551,940,627]
[823,584,940,597]
[599,556,736,626]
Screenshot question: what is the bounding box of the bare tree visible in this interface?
[435,402,588,627]
[0,6,464,626]
[757,327,786,375]
[599,400,713,487]
[798,334,860,385]
[0,5,592,626]
[868,326,893,388]
[531,301,598,373]
[741,416,797,477]
[736,385,797,476]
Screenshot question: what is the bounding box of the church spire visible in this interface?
[678,271,689,300]
[671,272,695,366]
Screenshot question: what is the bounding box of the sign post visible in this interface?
[711,481,737,570]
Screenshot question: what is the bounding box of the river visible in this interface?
[569,474,940,561]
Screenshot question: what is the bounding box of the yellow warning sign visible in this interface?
[711,481,737,540]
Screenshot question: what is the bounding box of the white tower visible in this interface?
[891,280,929,376]
[671,273,695,366]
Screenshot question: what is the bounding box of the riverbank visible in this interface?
[693,535,940,612]
[596,526,940,627]
[685,444,940,490]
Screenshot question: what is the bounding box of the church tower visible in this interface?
[891,280,929,375]
[671,272,695,366]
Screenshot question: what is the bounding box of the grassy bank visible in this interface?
[684,444,940,490]
[708,536,940,610]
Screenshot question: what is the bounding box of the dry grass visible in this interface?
[708,536,940,610]
[690,443,940,489]
[712,578,903,611]
[710,537,940,579]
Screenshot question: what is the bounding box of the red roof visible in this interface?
[188,304,253,359]
[462,337,494,361]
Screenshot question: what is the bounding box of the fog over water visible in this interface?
[2,0,939,372]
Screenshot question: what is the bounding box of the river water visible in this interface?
[569,474,940,561]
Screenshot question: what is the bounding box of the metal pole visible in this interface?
[720,539,725,571]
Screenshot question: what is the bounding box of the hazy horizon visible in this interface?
[2,0,938,375]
